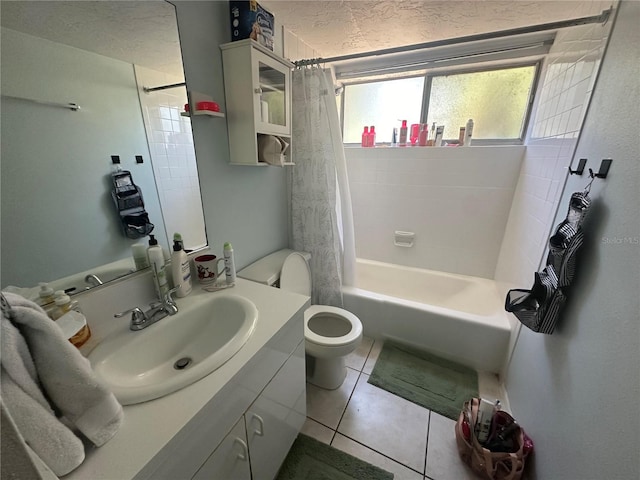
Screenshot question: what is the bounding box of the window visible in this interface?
[341,63,539,144]
[342,76,425,144]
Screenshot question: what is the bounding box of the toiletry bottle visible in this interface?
[368,126,376,147]
[361,126,369,147]
[464,119,474,147]
[418,124,429,146]
[147,234,169,298]
[428,122,436,146]
[223,242,236,285]
[435,125,445,146]
[132,243,150,270]
[50,291,72,320]
[37,282,55,307]
[173,232,184,251]
[391,128,398,146]
[171,240,192,297]
[459,127,466,145]
[399,120,408,146]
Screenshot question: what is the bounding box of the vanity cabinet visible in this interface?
[191,418,251,480]
[220,39,294,166]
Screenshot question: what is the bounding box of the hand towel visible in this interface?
[1,399,46,480]
[1,292,124,474]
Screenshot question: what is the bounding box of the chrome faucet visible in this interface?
[85,274,104,287]
[115,286,180,331]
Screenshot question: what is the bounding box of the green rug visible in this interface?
[277,434,393,480]
[368,341,478,420]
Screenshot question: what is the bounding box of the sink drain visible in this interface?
[174,357,192,370]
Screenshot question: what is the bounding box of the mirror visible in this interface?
[0,1,207,296]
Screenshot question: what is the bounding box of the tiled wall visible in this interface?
[346,146,524,278]
[495,1,614,295]
[135,66,207,251]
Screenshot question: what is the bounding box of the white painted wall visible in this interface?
[506,2,640,478]
[173,2,289,269]
[346,146,524,278]
[0,28,166,287]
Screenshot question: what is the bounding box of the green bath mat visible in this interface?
[368,341,478,420]
[277,434,394,480]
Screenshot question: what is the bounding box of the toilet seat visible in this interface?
[304,305,363,347]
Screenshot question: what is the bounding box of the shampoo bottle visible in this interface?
[368,126,376,147]
[148,234,169,298]
[171,240,192,297]
[464,119,474,147]
[418,123,429,146]
[361,126,369,147]
[223,242,236,285]
[399,120,408,146]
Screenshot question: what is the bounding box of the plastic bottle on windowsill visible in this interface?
[361,126,369,147]
[368,126,376,147]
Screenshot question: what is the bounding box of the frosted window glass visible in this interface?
[343,77,424,143]
[428,66,535,140]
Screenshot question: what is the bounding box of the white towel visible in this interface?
[1,292,124,476]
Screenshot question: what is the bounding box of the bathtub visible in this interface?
[342,259,511,373]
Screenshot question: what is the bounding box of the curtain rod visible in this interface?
[143,82,186,93]
[294,8,611,67]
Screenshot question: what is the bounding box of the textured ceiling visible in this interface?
[0,1,592,75]
[0,1,184,79]
[261,1,587,58]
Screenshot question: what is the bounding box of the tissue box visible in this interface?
[230,0,275,51]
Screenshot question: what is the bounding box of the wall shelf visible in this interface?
[181,110,225,118]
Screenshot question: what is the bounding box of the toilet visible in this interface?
[238,249,362,390]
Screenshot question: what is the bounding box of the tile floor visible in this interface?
[300,337,508,480]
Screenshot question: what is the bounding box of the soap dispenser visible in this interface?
[148,234,169,298]
[171,239,192,297]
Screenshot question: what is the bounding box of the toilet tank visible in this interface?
[237,249,297,286]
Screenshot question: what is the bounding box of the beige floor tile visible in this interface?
[332,434,423,480]
[345,336,374,371]
[337,374,429,473]
[425,412,477,480]
[300,417,334,445]
[306,367,359,429]
[362,339,383,375]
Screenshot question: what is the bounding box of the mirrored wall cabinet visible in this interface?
[221,39,294,166]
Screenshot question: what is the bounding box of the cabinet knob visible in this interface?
[254,88,263,94]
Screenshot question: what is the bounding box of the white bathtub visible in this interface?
[342,259,511,373]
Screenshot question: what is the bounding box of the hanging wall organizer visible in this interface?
[111,170,154,239]
[505,159,612,334]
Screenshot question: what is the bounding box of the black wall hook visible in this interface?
[589,158,612,179]
[569,158,587,175]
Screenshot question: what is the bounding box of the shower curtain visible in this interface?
[288,66,356,307]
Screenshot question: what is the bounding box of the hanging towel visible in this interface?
[1,292,124,476]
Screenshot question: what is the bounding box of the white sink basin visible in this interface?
[89,294,258,405]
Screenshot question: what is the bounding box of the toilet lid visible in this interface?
[281,252,311,296]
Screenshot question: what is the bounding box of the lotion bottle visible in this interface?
[37,282,55,306]
[223,242,236,285]
[368,126,376,147]
[399,120,408,146]
[147,234,169,298]
[171,240,192,297]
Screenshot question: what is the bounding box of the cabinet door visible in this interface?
[252,49,291,136]
[192,418,251,480]
[245,341,306,480]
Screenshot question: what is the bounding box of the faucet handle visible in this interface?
[114,307,147,326]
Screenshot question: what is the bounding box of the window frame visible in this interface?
[339,60,542,146]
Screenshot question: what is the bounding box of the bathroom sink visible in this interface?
[89,294,258,405]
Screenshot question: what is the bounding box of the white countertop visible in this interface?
[62,279,309,480]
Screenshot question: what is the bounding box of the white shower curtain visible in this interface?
[288,67,356,307]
